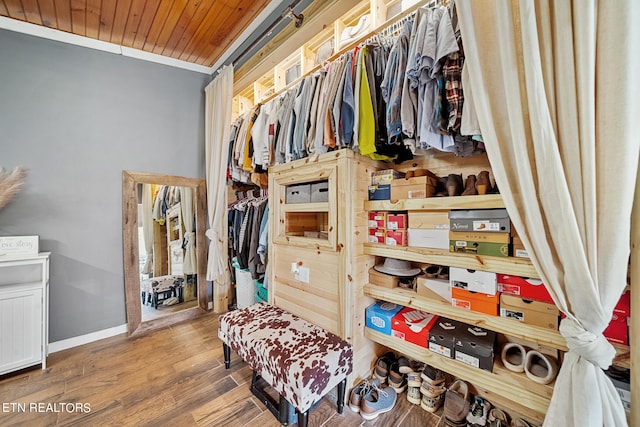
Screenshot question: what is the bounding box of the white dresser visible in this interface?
[0,252,50,374]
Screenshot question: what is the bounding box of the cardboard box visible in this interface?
[310,181,329,203]
[428,318,465,359]
[454,325,496,372]
[372,169,404,185]
[391,307,438,348]
[499,294,559,330]
[365,301,403,335]
[369,267,400,289]
[497,274,554,304]
[368,228,385,244]
[416,277,451,303]
[512,236,529,258]
[368,211,386,228]
[451,288,499,316]
[368,184,390,200]
[407,228,449,250]
[390,176,436,200]
[408,211,450,230]
[285,183,311,204]
[387,213,408,230]
[450,267,497,295]
[450,240,510,257]
[449,209,511,233]
[604,290,630,345]
[449,231,510,244]
[386,230,407,246]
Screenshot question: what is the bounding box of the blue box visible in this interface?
[368,184,391,201]
[366,301,403,335]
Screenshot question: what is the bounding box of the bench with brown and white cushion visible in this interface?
[218,303,353,427]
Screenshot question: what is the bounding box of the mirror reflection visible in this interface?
[138,183,198,321]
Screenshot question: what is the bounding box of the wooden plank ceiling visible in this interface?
[0,0,272,67]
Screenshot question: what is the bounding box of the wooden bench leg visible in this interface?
[296,409,308,427]
[336,378,347,414]
[223,343,231,369]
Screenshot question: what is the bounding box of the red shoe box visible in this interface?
[391,307,438,348]
[368,228,385,244]
[497,274,554,304]
[368,211,386,228]
[386,230,407,246]
[604,291,630,345]
[386,213,408,230]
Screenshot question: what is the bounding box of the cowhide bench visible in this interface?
[218,303,353,427]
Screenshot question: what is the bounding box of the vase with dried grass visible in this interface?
[0,166,28,210]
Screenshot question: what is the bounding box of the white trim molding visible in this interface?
[48,324,128,353]
[0,16,213,74]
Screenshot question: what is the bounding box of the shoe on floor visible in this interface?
[420,392,444,413]
[348,378,379,413]
[360,383,397,420]
[397,356,412,373]
[406,368,423,388]
[420,378,446,397]
[488,407,510,427]
[501,343,526,373]
[466,395,490,426]
[512,418,534,427]
[443,379,470,423]
[387,362,407,393]
[406,385,421,405]
[373,351,396,384]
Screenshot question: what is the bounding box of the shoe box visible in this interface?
[368,184,391,200]
[369,267,399,288]
[449,209,511,233]
[386,213,407,230]
[428,317,466,359]
[499,294,560,330]
[408,211,449,229]
[386,229,407,246]
[390,175,437,200]
[368,211,386,228]
[449,231,510,257]
[371,169,404,186]
[497,274,554,304]
[451,288,499,316]
[450,267,497,295]
[605,367,630,414]
[368,228,385,244]
[603,290,630,345]
[416,277,451,303]
[407,211,449,250]
[511,226,529,258]
[391,307,438,348]
[454,325,497,372]
[366,301,403,335]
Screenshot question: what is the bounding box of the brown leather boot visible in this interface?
[476,171,492,195]
[461,175,477,196]
[446,174,463,196]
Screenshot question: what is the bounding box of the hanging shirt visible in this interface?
[381,21,411,143]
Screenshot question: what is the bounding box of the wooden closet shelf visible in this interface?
[364,328,550,423]
[363,243,540,278]
[364,194,504,211]
[282,202,329,213]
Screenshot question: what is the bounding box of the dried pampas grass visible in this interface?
[0,166,28,210]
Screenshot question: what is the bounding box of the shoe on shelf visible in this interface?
[476,171,492,195]
[387,362,407,393]
[488,407,510,427]
[420,392,444,413]
[446,173,464,196]
[373,351,396,384]
[443,379,470,423]
[524,350,558,385]
[406,385,422,405]
[461,174,478,196]
[360,383,397,420]
[501,343,526,373]
[435,176,449,197]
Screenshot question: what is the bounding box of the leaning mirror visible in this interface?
[122,171,208,336]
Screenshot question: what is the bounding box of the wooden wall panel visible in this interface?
[121,0,147,46]
[84,0,101,39]
[97,0,115,41]
[22,0,43,24]
[131,0,160,49]
[53,0,71,32]
[37,0,57,27]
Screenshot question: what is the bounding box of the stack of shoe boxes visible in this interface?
[497,275,560,330]
[449,209,511,257]
[407,211,450,250]
[450,268,500,316]
[367,210,408,246]
[428,317,496,372]
[368,211,386,243]
[368,169,401,200]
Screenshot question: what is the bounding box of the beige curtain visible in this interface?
[457,1,640,425]
[204,65,234,282]
[141,183,154,275]
[180,187,196,275]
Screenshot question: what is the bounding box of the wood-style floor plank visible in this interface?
[0,312,442,426]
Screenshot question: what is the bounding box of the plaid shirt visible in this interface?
[443,34,464,133]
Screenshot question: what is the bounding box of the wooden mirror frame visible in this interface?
[122,170,208,336]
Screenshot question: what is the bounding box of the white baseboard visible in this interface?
[48,324,128,353]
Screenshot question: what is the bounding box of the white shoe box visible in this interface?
[449,267,497,295]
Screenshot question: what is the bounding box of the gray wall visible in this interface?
[0,29,211,342]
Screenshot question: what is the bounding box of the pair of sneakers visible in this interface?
[373,352,409,393]
[348,378,397,421]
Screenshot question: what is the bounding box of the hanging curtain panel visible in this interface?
[457,0,640,425]
[205,65,234,311]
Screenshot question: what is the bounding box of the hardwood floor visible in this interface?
[0,313,443,427]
